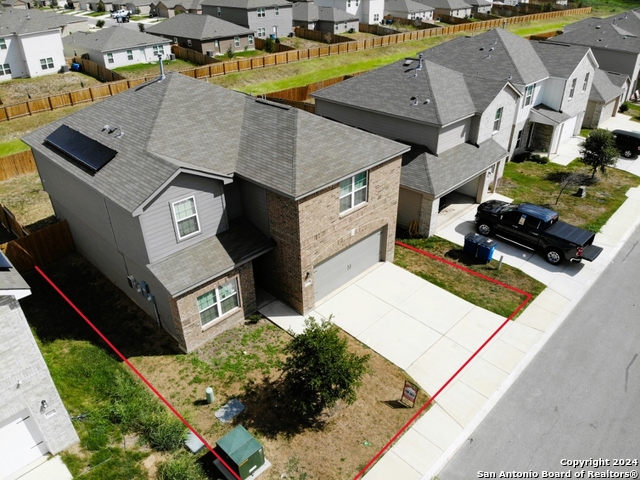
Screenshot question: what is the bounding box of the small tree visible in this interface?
[138,22,146,32]
[282,317,369,419]
[226,44,235,59]
[96,0,105,12]
[264,36,275,53]
[580,129,619,179]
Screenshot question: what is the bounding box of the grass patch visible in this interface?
[395,236,545,318]
[622,103,640,122]
[0,138,29,156]
[0,104,92,144]
[112,59,197,78]
[500,159,640,232]
[0,172,55,229]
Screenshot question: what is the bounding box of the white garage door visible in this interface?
[0,411,49,479]
[600,100,616,124]
[559,115,578,145]
[314,230,383,302]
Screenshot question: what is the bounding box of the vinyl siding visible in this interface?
[223,182,243,220]
[476,87,520,149]
[538,77,565,112]
[589,48,639,99]
[560,56,594,117]
[437,118,471,154]
[397,187,422,229]
[140,173,228,263]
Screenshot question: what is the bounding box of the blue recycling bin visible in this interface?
[71,62,81,72]
[463,232,483,257]
[477,237,497,263]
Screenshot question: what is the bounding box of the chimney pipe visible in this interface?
[158,54,165,81]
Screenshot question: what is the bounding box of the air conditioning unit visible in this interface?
[206,50,214,57]
[169,53,176,60]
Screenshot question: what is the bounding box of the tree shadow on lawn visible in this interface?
[232,376,326,440]
[21,252,180,358]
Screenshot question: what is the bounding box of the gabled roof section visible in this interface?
[422,28,549,86]
[590,69,625,103]
[416,0,470,11]
[23,73,407,213]
[464,76,521,112]
[0,8,85,35]
[313,57,478,127]
[385,0,434,14]
[464,0,491,7]
[62,28,170,53]
[145,13,254,40]
[318,6,359,22]
[530,41,593,79]
[199,0,291,8]
[292,2,358,23]
[605,70,630,89]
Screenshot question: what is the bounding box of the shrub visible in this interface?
[97,0,104,12]
[512,151,530,163]
[96,19,105,28]
[142,414,186,452]
[226,44,235,59]
[156,453,208,480]
[619,102,630,113]
[264,37,275,53]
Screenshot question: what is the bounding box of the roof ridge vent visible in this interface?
[255,98,292,110]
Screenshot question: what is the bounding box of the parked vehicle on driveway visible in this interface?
[475,200,603,265]
[111,8,131,18]
[612,129,640,158]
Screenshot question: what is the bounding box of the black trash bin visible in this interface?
[477,237,497,263]
[463,232,483,257]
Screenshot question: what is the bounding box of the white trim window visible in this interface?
[234,36,240,47]
[106,53,114,64]
[0,63,11,76]
[257,7,265,17]
[172,196,200,240]
[339,172,368,213]
[0,38,6,50]
[187,39,192,47]
[582,72,589,92]
[127,49,133,60]
[257,27,266,38]
[274,5,279,15]
[197,279,239,326]
[493,107,503,132]
[40,57,54,70]
[569,78,577,100]
[248,34,254,45]
[524,84,534,106]
[216,6,221,16]
[153,44,165,56]
[373,13,380,22]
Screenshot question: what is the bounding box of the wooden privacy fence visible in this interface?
[75,57,127,83]
[292,27,354,44]
[0,6,591,122]
[0,204,29,238]
[0,150,37,181]
[0,220,76,273]
[171,44,218,65]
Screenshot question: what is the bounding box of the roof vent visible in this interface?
[595,25,601,29]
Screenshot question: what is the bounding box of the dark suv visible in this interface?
[612,129,640,158]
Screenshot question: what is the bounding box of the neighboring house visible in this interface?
[200,0,293,39]
[583,69,629,128]
[314,0,385,25]
[0,9,89,82]
[549,9,640,101]
[1,0,31,8]
[465,0,491,15]
[112,0,153,15]
[78,0,115,11]
[146,13,255,56]
[0,252,79,479]
[312,29,597,236]
[415,0,471,19]
[149,0,202,18]
[384,0,434,22]
[292,2,360,33]
[23,73,408,353]
[63,28,172,68]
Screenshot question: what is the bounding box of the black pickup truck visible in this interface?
[475,200,603,265]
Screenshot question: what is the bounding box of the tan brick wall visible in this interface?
[264,156,402,313]
[169,262,256,352]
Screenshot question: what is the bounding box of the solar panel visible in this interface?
[45,124,117,173]
[0,252,12,270]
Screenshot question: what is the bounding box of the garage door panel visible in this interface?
[314,230,383,302]
[0,411,48,479]
[559,116,578,144]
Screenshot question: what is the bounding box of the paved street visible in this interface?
[438,224,640,479]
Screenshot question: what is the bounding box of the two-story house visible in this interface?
[23,73,408,353]
[312,29,597,237]
[0,252,78,478]
[414,0,472,19]
[292,2,361,34]
[384,0,434,22]
[583,69,629,128]
[548,9,640,101]
[200,0,293,39]
[314,0,385,25]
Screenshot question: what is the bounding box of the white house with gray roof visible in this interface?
[23,73,408,352]
[146,13,255,56]
[583,69,629,128]
[200,0,293,39]
[314,0,385,25]
[292,1,360,33]
[149,0,202,18]
[384,0,434,22]
[0,9,88,82]
[63,28,171,68]
[415,0,471,18]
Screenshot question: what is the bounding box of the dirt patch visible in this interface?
[0,72,101,106]
[0,172,55,230]
[279,36,327,50]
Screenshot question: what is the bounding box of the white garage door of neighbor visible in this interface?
[600,100,616,124]
[0,411,49,479]
[314,229,383,302]
[559,116,578,144]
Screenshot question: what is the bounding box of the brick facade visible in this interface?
[169,262,256,352]
[263,156,402,313]
[0,296,79,458]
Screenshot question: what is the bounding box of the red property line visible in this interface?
[35,266,241,480]
[353,242,533,480]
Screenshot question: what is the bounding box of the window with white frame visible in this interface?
[347,0,351,6]
[197,279,239,326]
[493,107,503,132]
[106,53,114,64]
[373,13,380,22]
[172,196,200,239]
[234,36,240,47]
[0,38,6,50]
[187,39,192,47]
[153,45,165,56]
[257,27,266,38]
[569,78,577,99]
[248,34,254,45]
[40,57,54,70]
[216,6,221,16]
[274,5,279,15]
[335,23,338,30]
[0,63,10,76]
[257,7,265,17]
[524,84,534,106]
[582,72,589,92]
[339,172,367,213]
[127,49,133,60]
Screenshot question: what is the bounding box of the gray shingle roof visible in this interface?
[590,69,625,103]
[0,252,30,293]
[148,218,273,296]
[414,0,469,11]
[401,138,507,196]
[62,28,170,53]
[464,0,491,7]
[530,41,592,79]
[0,8,85,35]
[605,70,629,89]
[22,73,408,214]
[318,6,359,22]
[385,0,434,14]
[551,9,640,54]
[530,104,571,125]
[422,28,549,86]
[199,0,291,8]
[145,13,254,40]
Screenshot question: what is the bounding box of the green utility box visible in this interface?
[215,425,265,479]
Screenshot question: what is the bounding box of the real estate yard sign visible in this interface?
[401,380,418,407]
